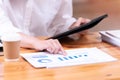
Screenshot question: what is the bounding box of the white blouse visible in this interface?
[0,0,76,37]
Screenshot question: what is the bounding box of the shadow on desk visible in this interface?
[59,32,101,47]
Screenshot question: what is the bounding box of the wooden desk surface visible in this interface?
[1,35,120,80]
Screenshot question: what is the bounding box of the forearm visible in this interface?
[18,32,66,55]
[18,32,39,49]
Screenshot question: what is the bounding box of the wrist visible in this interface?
[18,32,39,49]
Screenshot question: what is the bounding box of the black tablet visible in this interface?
[47,14,108,40]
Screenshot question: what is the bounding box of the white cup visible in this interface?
[1,33,21,61]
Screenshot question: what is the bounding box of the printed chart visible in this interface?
[21,47,117,68]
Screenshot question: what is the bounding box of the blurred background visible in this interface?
[73,0,120,31]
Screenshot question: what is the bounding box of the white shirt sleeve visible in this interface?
[0,1,21,37]
[50,0,76,35]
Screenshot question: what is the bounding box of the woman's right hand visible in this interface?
[18,32,67,55]
[33,39,67,55]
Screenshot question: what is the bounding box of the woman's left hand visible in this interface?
[69,17,91,40]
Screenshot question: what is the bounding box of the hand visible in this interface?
[70,17,90,29]
[33,39,67,55]
[18,33,67,55]
[69,17,91,40]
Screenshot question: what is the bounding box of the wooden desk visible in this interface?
[1,35,120,80]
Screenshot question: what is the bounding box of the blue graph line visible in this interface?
[73,56,78,58]
[58,54,88,61]
[32,55,48,58]
[38,59,52,63]
[58,57,64,61]
[63,57,69,60]
[84,54,88,57]
[68,56,73,59]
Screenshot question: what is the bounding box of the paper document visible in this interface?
[0,43,3,55]
[21,47,117,68]
[106,30,120,39]
[100,30,120,47]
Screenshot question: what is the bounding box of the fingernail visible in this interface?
[58,51,63,55]
[59,51,67,56]
[46,48,51,53]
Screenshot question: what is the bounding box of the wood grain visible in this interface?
[1,32,120,80]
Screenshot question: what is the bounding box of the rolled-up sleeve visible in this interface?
[50,0,76,35]
[0,1,21,37]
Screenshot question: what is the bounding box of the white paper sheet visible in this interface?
[106,30,120,39]
[21,47,117,68]
[100,30,120,47]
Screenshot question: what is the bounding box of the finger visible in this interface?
[54,39,67,55]
[74,17,84,26]
[77,17,91,26]
[86,19,91,22]
[46,39,56,54]
[50,39,60,54]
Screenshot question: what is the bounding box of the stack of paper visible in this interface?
[21,47,117,68]
[100,30,120,47]
[0,42,3,55]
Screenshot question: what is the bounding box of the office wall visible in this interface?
[73,0,120,31]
